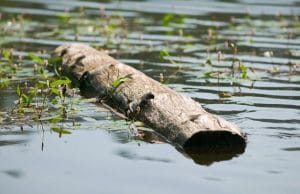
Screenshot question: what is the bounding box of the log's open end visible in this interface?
[183,131,246,165]
[184,131,246,148]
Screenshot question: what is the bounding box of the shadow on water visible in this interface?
[180,131,246,166]
[2,169,24,179]
[112,128,246,166]
[116,149,173,163]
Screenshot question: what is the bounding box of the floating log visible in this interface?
[54,44,246,152]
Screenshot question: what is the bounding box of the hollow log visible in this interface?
[54,43,246,150]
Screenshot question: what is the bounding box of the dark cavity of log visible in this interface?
[55,43,246,164]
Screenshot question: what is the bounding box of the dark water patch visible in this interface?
[0,139,28,147]
[2,169,24,179]
[282,147,300,151]
[116,148,173,163]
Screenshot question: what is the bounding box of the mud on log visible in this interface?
[55,43,246,151]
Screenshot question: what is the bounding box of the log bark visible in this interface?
[54,43,246,150]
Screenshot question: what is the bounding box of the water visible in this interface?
[0,0,300,193]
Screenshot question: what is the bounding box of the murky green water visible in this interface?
[1,0,300,193]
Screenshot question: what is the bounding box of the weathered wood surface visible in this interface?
[55,43,246,149]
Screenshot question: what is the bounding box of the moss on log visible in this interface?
[55,43,246,151]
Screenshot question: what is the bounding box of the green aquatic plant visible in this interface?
[106,73,133,98]
[0,48,16,88]
[2,49,13,64]
[58,12,71,23]
[159,49,176,65]
[112,74,133,90]
[159,49,170,59]
[13,71,74,136]
[239,63,248,79]
[207,28,219,45]
[162,14,185,26]
[0,78,10,88]
[51,127,72,137]
[28,52,45,65]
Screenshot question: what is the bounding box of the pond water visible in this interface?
[0,0,300,193]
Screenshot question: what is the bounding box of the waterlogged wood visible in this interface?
[55,43,246,149]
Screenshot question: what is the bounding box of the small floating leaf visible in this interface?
[50,116,63,123]
[218,91,232,98]
[51,127,72,134]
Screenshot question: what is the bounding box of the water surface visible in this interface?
[0,0,300,193]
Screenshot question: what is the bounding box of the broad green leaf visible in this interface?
[163,14,173,26]
[160,49,170,59]
[51,98,58,105]
[50,88,60,96]
[58,13,71,23]
[162,14,185,26]
[112,74,132,88]
[48,56,62,65]
[28,87,38,96]
[50,78,71,87]
[28,52,44,65]
[21,94,30,104]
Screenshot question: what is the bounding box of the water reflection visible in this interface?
[2,169,24,179]
[181,131,246,165]
[183,145,245,166]
[116,149,172,163]
[111,127,246,166]
[0,139,28,146]
[281,147,300,151]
